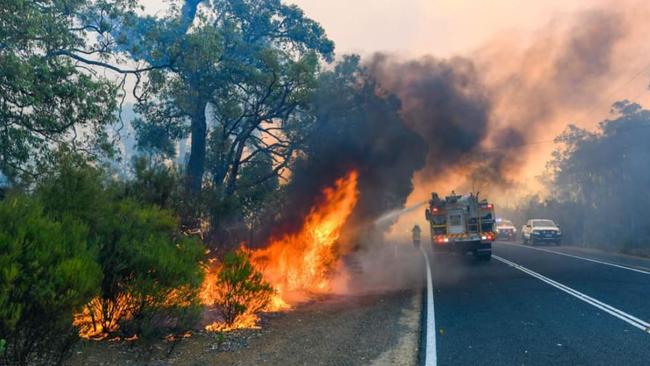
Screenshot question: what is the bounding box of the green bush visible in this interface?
[39,157,205,340]
[91,200,205,338]
[215,250,274,326]
[125,157,180,210]
[0,195,100,365]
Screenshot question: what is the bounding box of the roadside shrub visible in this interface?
[215,250,274,326]
[0,196,101,365]
[75,200,205,339]
[38,157,205,340]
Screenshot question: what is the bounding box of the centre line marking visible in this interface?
[494,255,650,333]
[497,242,650,275]
[420,246,438,366]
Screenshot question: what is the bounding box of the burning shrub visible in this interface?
[0,195,101,365]
[74,201,205,339]
[37,157,205,340]
[206,250,273,330]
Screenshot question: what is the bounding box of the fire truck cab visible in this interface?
[424,192,495,260]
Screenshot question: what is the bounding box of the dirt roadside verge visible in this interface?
[66,289,422,366]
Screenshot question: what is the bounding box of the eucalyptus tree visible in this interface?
[134,0,334,194]
[0,0,172,183]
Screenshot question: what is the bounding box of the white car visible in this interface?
[521,219,562,246]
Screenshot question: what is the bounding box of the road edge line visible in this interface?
[497,242,650,275]
[494,255,650,333]
[419,247,438,366]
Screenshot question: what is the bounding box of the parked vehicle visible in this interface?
[521,219,562,245]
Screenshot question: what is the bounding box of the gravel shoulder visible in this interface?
[67,289,422,366]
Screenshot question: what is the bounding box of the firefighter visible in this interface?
[412,224,422,248]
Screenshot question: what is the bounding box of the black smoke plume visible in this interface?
[368,53,525,188]
[273,56,427,240]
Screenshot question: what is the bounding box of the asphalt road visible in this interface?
[429,241,650,366]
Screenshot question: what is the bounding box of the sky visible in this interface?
[288,0,597,57]
[141,0,604,57]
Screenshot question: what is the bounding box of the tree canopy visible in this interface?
[507,100,650,251]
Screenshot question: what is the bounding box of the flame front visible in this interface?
[76,172,360,337]
[252,170,359,309]
[200,170,359,331]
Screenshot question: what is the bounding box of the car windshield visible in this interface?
[533,220,556,227]
[498,220,513,226]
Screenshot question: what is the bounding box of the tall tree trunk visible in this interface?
[186,99,208,193]
[225,140,246,196]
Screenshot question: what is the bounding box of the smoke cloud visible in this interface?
[382,2,650,239]
[367,53,526,189]
[273,58,428,245]
[474,5,650,197]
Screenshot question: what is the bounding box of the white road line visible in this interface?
[497,242,650,275]
[494,255,650,334]
[420,246,437,366]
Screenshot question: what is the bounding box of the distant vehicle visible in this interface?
[496,219,517,241]
[425,192,495,260]
[521,219,562,245]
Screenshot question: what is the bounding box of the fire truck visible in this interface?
[424,192,495,260]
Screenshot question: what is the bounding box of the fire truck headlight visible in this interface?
[444,238,449,243]
[481,235,487,240]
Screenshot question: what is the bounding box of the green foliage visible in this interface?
[37,156,205,339]
[205,148,283,247]
[89,200,205,338]
[37,153,106,228]
[133,0,334,193]
[510,101,650,249]
[0,0,130,182]
[0,195,101,365]
[126,157,181,210]
[132,118,180,159]
[216,250,273,326]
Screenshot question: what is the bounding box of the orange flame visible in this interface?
[251,170,359,309]
[77,172,359,337]
[73,295,134,340]
[202,170,359,331]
